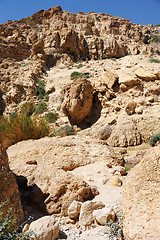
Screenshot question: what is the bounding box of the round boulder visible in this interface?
[62,79,93,125]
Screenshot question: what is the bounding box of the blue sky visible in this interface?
[0,0,160,25]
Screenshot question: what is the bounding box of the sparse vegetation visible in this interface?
[22,63,29,67]
[76,63,83,68]
[35,102,47,114]
[42,68,47,74]
[149,133,160,146]
[0,201,34,239]
[111,58,117,61]
[125,165,131,172]
[76,60,83,64]
[142,50,148,55]
[95,16,100,22]
[151,35,160,42]
[21,102,35,116]
[102,54,108,59]
[0,113,49,148]
[127,52,132,55]
[50,125,75,137]
[37,80,46,99]
[70,71,89,79]
[107,212,124,240]
[45,112,58,123]
[56,105,61,111]
[154,24,160,27]
[149,58,160,63]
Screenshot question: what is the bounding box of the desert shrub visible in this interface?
[125,165,131,172]
[76,63,83,68]
[107,212,124,240]
[95,16,100,22]
[127,52,132,55]
[70,71,89,79]
[102,53,108,59]
[142,50,148,55]
[149,133,160,146]
[111,58,117,61]
[42,68,47,74]
[10,112,17,118]
[151,35,160,42]
[0,201,34,240]
[45,112,58,123]
[0,114,49,147]
[56,105,61,111]
[21,102,35,116]
[50,125,75,137]
[35,102,47,114]
[76,60,83,64]
[22,63,29,67]
[155,24,160,27]
[149,58,160,63]
[37,80,46,99]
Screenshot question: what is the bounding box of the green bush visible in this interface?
[50,125,75,137]
[155,24,160,27]
[76,63,83,69]
[21,102,35,116]
[35,102,47,114]
[56,105,61,111]
[151,35,160,42]
[111,58,117,61]
[76,60,83,64]
[149,133,160,146]
[70,71,89,79]
[37,80,46,99]
[95,16,100,22]
[149,58,160,63]
[125,165,131,172]
[22,63,29,67]
[45,112,58,123]
[127,52,132,55]
[106,212,124,240]
[0,201,34,239]
[0,113,49,147]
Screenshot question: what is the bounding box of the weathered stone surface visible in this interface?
[103,69,119,90]
[79,201,105,226]
[28,215,59,240]
[93,207,115,225]
[123,145,160,240]
[68,200,82,220]
[62,79,93,125]
[119,72,141,86]
[135,68,158,81]
[97,125,112,140]
[8,136,121,216]
[125,99,136,115]
[108,176,122,187]
[0,137,23,227]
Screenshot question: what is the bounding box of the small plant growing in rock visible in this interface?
[45,112,58,123]
[111,58,117,61]
[21,102,36,116]
[0,201,35,239]
[125,165,131,172]
[37,80,46,99]
[76,60,83,64]
[149,133,160,146]
[107,212,124,240]
[149,58,160,63]
[95,16,100,22]
[70,71,89,79]
[151,35,160,42]
[22,63,29,67]
[142,50,148,55]
[56,105,61,111]
[42,68,47,74]
[35,102,47,114]
[50,125,75,137]
[76,63,83,68]
[127,52,132,55]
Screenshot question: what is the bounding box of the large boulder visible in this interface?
[0,137,23,227]
[123,145,160,240]
[28,215,59,240]
[8,136,118,216]
[62,79,93,125]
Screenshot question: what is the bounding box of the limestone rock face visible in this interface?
[28,215,59,240]
[0,137,23,227]
[123,145,160,240]
[62,79,93,125]
[8,136,121,216]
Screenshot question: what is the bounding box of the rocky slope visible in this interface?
[0,5,160,114]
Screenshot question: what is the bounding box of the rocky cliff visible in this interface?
[0,136,23,227]
[0,5,160,114]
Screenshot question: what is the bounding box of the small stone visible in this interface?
[108,176,122,187]
[68,200,82,220]
[93,207,116,225]
[26,160,37,165]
